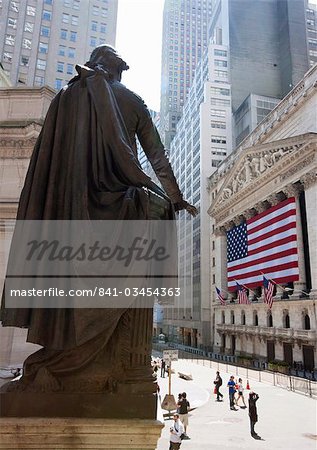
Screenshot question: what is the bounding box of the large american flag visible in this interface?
[227,197,299,290]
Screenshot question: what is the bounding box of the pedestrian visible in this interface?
[176,393,182,413]
[227,375,237,410]
[236,378,247,408]
[161,359,166,378]
[248,392,261,439]
[213,371,223,401]
[169,413,184,450]
[177,392,190,439]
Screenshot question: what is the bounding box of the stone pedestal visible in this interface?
[0,417,164,449]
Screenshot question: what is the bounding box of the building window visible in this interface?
[24,22,34,33]
[60,29,67,39]
[34,75,44,86]
[67,63,73,75]
[58,45,66,56]
[73,0,80,9]
[253,312,258,326]
[62,13,69,23]
[215,59,227,67]
[214,49,227,57]
[41,26,50,37]
[8,18,17,28]
[99,38,106,45]
[241,311,246,325]
[55,79,63,90]
[210,87,230,96]
[101,7,107,17]
[212,257,215,267]
[26,5,36,15]
[3,52,12,62]
[70,31,77,42]
[231,311,235,324]
[91,21,97,31]
[90,36,97,47]
[68,47,75,58]
[212,159,220,167]
[210,109,226,118]
[214,69,227,78]
[92,5,99,15]
[57,61,64,73]
[21,56,29,66]
[100,23,106,33]
[5,35,15,46]
[212,274,215,285]
[267,313,273,327]
[37,59,47,70]
[64,0,71,6]
[10,1,19,12]
[71,15,78,25]
[39,42,48,54]
[222,311,225,324]
[211,136,226,144]
[211,98,230,107]
[22,38,32,49]
[45,0,53,4]
[43,10,52,21]
[211,122,226,129]
[304,314,310,330]
[283,312,290,328]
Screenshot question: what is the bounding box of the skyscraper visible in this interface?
[0,0,118,89]
[159,0,213,148]
[162,0,312,349]
[306,2,317,67]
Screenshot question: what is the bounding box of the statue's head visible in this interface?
[87,45,129,80]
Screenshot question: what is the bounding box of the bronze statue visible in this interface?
[0,45,197,418]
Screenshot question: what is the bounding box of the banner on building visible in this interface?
[227,197,299,290]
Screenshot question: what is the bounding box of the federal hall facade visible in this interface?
[208,64,317,372]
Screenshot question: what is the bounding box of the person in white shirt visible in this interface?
[236,377,247,408]
[169,413,184,449]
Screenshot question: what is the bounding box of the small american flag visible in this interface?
[216,287,226,305]
[263,276,274,309]
[237,282,250,304]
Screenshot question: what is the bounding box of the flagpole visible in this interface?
[260,272,309,297]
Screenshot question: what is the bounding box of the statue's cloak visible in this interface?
[1,66,174,350]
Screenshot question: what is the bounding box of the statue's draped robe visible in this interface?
[0,66,181,383]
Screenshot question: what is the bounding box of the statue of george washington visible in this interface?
[0,45,197,418]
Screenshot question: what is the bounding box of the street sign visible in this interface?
[163,349,178,362]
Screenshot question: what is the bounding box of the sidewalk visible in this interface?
[156,359,316,450]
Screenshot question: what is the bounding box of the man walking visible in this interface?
[214,371,223,401]
[227,375,237,410]
[161,358,166,378]
[248,392,261,439]
[169,413,184,449]
[177,392,190,439]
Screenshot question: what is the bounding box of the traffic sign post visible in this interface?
[161,350,179,417]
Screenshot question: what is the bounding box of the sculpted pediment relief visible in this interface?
[211,134,316,211]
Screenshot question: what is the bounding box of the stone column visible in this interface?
[283,183,306,295]
[301,173,317,294]
[215,226,228,299]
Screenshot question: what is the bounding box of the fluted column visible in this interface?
[301,173,317,294]
[215,225,228,301]
[283,183,306,295]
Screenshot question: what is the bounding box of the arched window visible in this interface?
[285,314,290,328]
[267,312,273,327]
[241,310,246,325]
[231,311,235,324]
[253,311,258,326]
[222,311,225,324]
[304,314,310,330]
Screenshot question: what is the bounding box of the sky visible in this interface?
[116,0,317,111]
[116,0,165,112]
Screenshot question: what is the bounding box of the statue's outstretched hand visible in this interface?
[173,200,198,217]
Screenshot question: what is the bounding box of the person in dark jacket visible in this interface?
[214,371,223,401]
[248,392,260,439]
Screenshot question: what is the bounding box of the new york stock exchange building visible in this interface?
[208,65,317,376]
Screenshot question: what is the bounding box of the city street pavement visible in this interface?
[156,359,316,450]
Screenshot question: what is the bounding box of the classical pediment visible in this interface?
[210,133,317,219]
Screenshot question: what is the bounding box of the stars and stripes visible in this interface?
[227,197,299,290]
[216,287,226,305]
[263,276,274,309]
[237,282,250,304]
